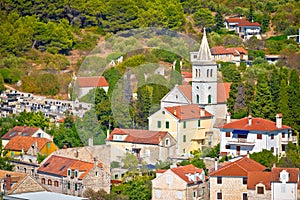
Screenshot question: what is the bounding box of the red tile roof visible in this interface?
[38,155,100,179]
[234,47,248,55]
[2,126,40,140]
[220,117,291,131]
[165,104,213,120]
[76,76,109,88]
[177,85,192,102]
[247,171,271,189]
[238,21,261,27]
[217,82,231,103]
[106,128,170,145]
[4,136,51,151]
[225,17,247,23]
[210,157,266,177]
[271,167,299,183]
[182,71,192,78]
[171,164,205,184]
[211,46,230,55]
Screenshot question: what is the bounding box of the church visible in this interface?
[148,29,231,156]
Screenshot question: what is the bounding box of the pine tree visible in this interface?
[288,69,300,131]
[278,79,290,125]
[215,9,224,31]
[135,85,151,128]
[269,68,281,112]
[247,2,254,22]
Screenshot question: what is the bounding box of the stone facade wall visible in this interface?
[82,166,111,194]
[210,176,247,200]
[248,188,271,200]
[11,176,46,194]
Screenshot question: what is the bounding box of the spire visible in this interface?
[197,28,212,61]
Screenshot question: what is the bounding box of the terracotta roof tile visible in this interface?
[76,76,109,88]
[2,126,39,140]
[171,164,205,184]
[234,47,248,55]
[238,21,261,27]
[220,117,291,131]
[225,17,247,23]
[217,82,231,103]
[106,128,170,145]
[181,71,192,78]
[271,167,299,183]
[247,171,271,189]
[165,104,213,120]
[4,136,52,151]
[38,155,98,179]
[210,157,266,177]
[211,46,230,55]
[177,85,192,102]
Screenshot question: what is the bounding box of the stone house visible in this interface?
[210,46,248,66]
[106,128,176,164]
[0,170,46,195]
[2,126,53,148]
[75,76,109,98]
[148,104,214,156]
[209,156,266,200]
[152,164,209,200]
[4,135,58,163]
[219,114,295,156]
[37,155,111,196]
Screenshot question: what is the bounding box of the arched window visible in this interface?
[198,69,200,77]
[54,181,59,187]
[208,95,211,104]
[165,138,170,146]
[41,178,45,184]
[207,69,209,77]
[196,95,200,104]
[48,179,52,185]
[210,69,213,77]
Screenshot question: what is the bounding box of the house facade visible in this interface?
[75,76,109,98]
[2,126,53,148]
[209,157,266,200]
[210,46,248,66]
[224,17,261,40]
[4,136,58,163]
[37,155,110,196]
[219,114,294,156]
[148,104,214,156]
[152,164,209,200]
[106,128,176,164]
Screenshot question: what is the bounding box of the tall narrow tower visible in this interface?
[191,29,217,115]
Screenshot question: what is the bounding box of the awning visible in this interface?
[232,130,249,135]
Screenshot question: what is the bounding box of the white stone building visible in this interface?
[219,114,295,156]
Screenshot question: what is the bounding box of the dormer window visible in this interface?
[165,138,170,146]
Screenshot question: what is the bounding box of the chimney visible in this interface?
[200,108,205,117]
[4,174,11,191]
[106,129,110,139]
[214,158,218,171]
[174,107,177,115]
[93,157,98,167]
[276,113,282,129]
[88,137,93,147]
[248,115,252,126]
[226,112,231,124]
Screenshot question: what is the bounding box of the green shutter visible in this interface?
[166,121,169,129]
[157,121,161,128]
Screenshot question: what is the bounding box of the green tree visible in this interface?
[247,2,254,22]
[250,149,277,168]
[193,8,214,29]
[16,111,49,130]
[278,142,300,168]
[214,9,224,30]
[0,74,6,92]
[121,153,139,171]
[135,86,151,128]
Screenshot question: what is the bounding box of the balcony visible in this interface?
[281,136,298,144]
[227,138,255,146]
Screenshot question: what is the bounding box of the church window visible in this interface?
[198,69,200,77]
[196,95,200,104]
[183,135,186,142]
[166,121,170,129]
[208,95,211,104]
[207,69,209,77]
[210,69,213,77]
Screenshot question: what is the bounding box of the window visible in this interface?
[281,184,286,193]
[183,121,186,129]
[67,182,70,189]
[114,174,119,179]
[156,190,161,198]
[95,171,99,177]
[11,151,14,156]
[54,181,59,187]
[193,191,197,199]
[257,134,262,139]
[282,133,285,138]
[271,147,274,152]
[145,150,150,157]
[167,175,173,184]
[75,170,78,178]
[242,193,248,200]
[157,121,161,128]
[208,95,211,104]
[217,192,222,200]
[75,183,78,191]
[177,191,183,199]
[198,120,201,128]
[48,179,52,185]
[225,132,230,137]
[183,135,186,143]
[243,177,247,185]
[207,69,209,77]
[257,186,264,194]
[41,178,45,184]
[165,121,170,129]
[202,187,205,195]
[217,177,222,184]
[196,95,200,104]
[210,69,213,77]
[271,134,274,139]
[67,169,71,176]
[225,145,230,149]
[165,138,170,146]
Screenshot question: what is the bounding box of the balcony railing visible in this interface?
[282,136,297,143]
[227,138,255,145]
